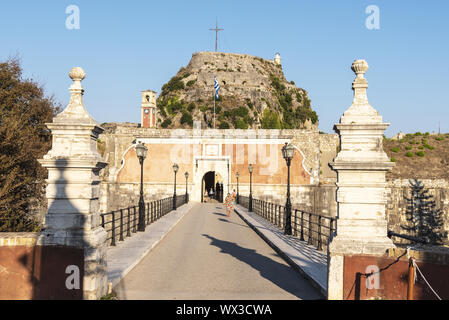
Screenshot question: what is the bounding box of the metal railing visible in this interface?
[387,230,430,245]
[238,196,335,251]
[100,194,187,246]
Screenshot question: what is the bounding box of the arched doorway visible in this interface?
[201,171,225,203]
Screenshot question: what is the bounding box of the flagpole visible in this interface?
[214,93,216,129]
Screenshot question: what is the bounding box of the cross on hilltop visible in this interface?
[209,20,224,52]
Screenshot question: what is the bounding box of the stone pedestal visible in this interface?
[38,67,108,300]
[327,60,395,300]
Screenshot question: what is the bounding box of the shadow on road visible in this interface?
[218,218,250,229]
[202,234,321,300]
[212,212,227,217]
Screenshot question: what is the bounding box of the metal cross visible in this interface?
[209,20,224,52]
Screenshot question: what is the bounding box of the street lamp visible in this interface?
[236,172,239,205]
[282,142,295,235]
[185,171,189,203]
[173,163,179,210]
[135,142,148,232]
[248,164,253,212]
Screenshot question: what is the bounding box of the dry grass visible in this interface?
[385,133,449,180]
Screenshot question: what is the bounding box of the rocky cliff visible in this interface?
[156,52,318,130]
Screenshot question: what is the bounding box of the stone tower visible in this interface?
[141,90,157,128]
[274,52,281,65]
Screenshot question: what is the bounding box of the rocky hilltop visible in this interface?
[156,52,318,130]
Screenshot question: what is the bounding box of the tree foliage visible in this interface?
[401,179,448,245]
[0,58,60,232]
[261,108,281,129]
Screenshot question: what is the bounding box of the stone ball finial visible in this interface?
[69,67,86,82]
[351,60,369,78]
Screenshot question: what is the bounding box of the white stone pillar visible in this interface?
[327,60,395,300]
[38,67,108,300]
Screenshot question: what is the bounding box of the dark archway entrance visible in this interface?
[202,171,215,203]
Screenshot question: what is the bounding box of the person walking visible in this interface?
[225,193,234,217]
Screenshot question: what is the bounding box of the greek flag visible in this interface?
[214,76,220,100]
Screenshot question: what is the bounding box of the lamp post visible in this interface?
[135,142,148,232]
[173,163,179,210]
[236,172,239,205]
[282,143,295,235]
[248,164,253,212]
[185,171,189,203]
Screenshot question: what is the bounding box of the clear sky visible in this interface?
[0,1,448,136]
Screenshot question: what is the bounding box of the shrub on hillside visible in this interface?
[416,151,426,157]
[161,119,172,128]
[391,147,400,153]
[405,152,414,157]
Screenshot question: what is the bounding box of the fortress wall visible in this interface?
[98,126,333,213]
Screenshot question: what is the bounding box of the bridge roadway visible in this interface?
[114,203,322,300]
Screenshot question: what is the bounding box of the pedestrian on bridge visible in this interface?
[225,193,234,217]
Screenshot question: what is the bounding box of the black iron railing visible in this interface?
[238,196,335,251]
[387,230,430,245]
[100,194,187,246]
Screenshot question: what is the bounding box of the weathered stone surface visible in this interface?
[156,51,317,130]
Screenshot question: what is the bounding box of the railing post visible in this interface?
[146,202,149,225]
[317,216,323,251]
[101,214,105,229]
[150,201,153,223]
[407,258,416,300]
[133,207,137,233]
[308,213,313,245]
[274,204,279,225]
[127,208,131,237]
[111,211,116,246]
[300,211,305,241]
[262,201,268,219]
[119,209,124,242]
[294,210,298,237]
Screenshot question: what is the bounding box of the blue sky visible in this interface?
[0,0,448,136]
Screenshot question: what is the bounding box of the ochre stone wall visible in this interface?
[117,143,309,185]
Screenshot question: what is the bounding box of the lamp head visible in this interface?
[282,143,294,161]
[135,142,148,160]
[173,163,179,173]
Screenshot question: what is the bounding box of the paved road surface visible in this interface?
[114,203,322,300]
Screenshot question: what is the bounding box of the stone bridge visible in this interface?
[1,61,449,301]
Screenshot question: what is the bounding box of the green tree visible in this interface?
[401,179,448,245]
[0,58,61,232]
[180,112,193,127]
[261,109,281,129]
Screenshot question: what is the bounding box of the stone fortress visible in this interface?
[97,52,449,240]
